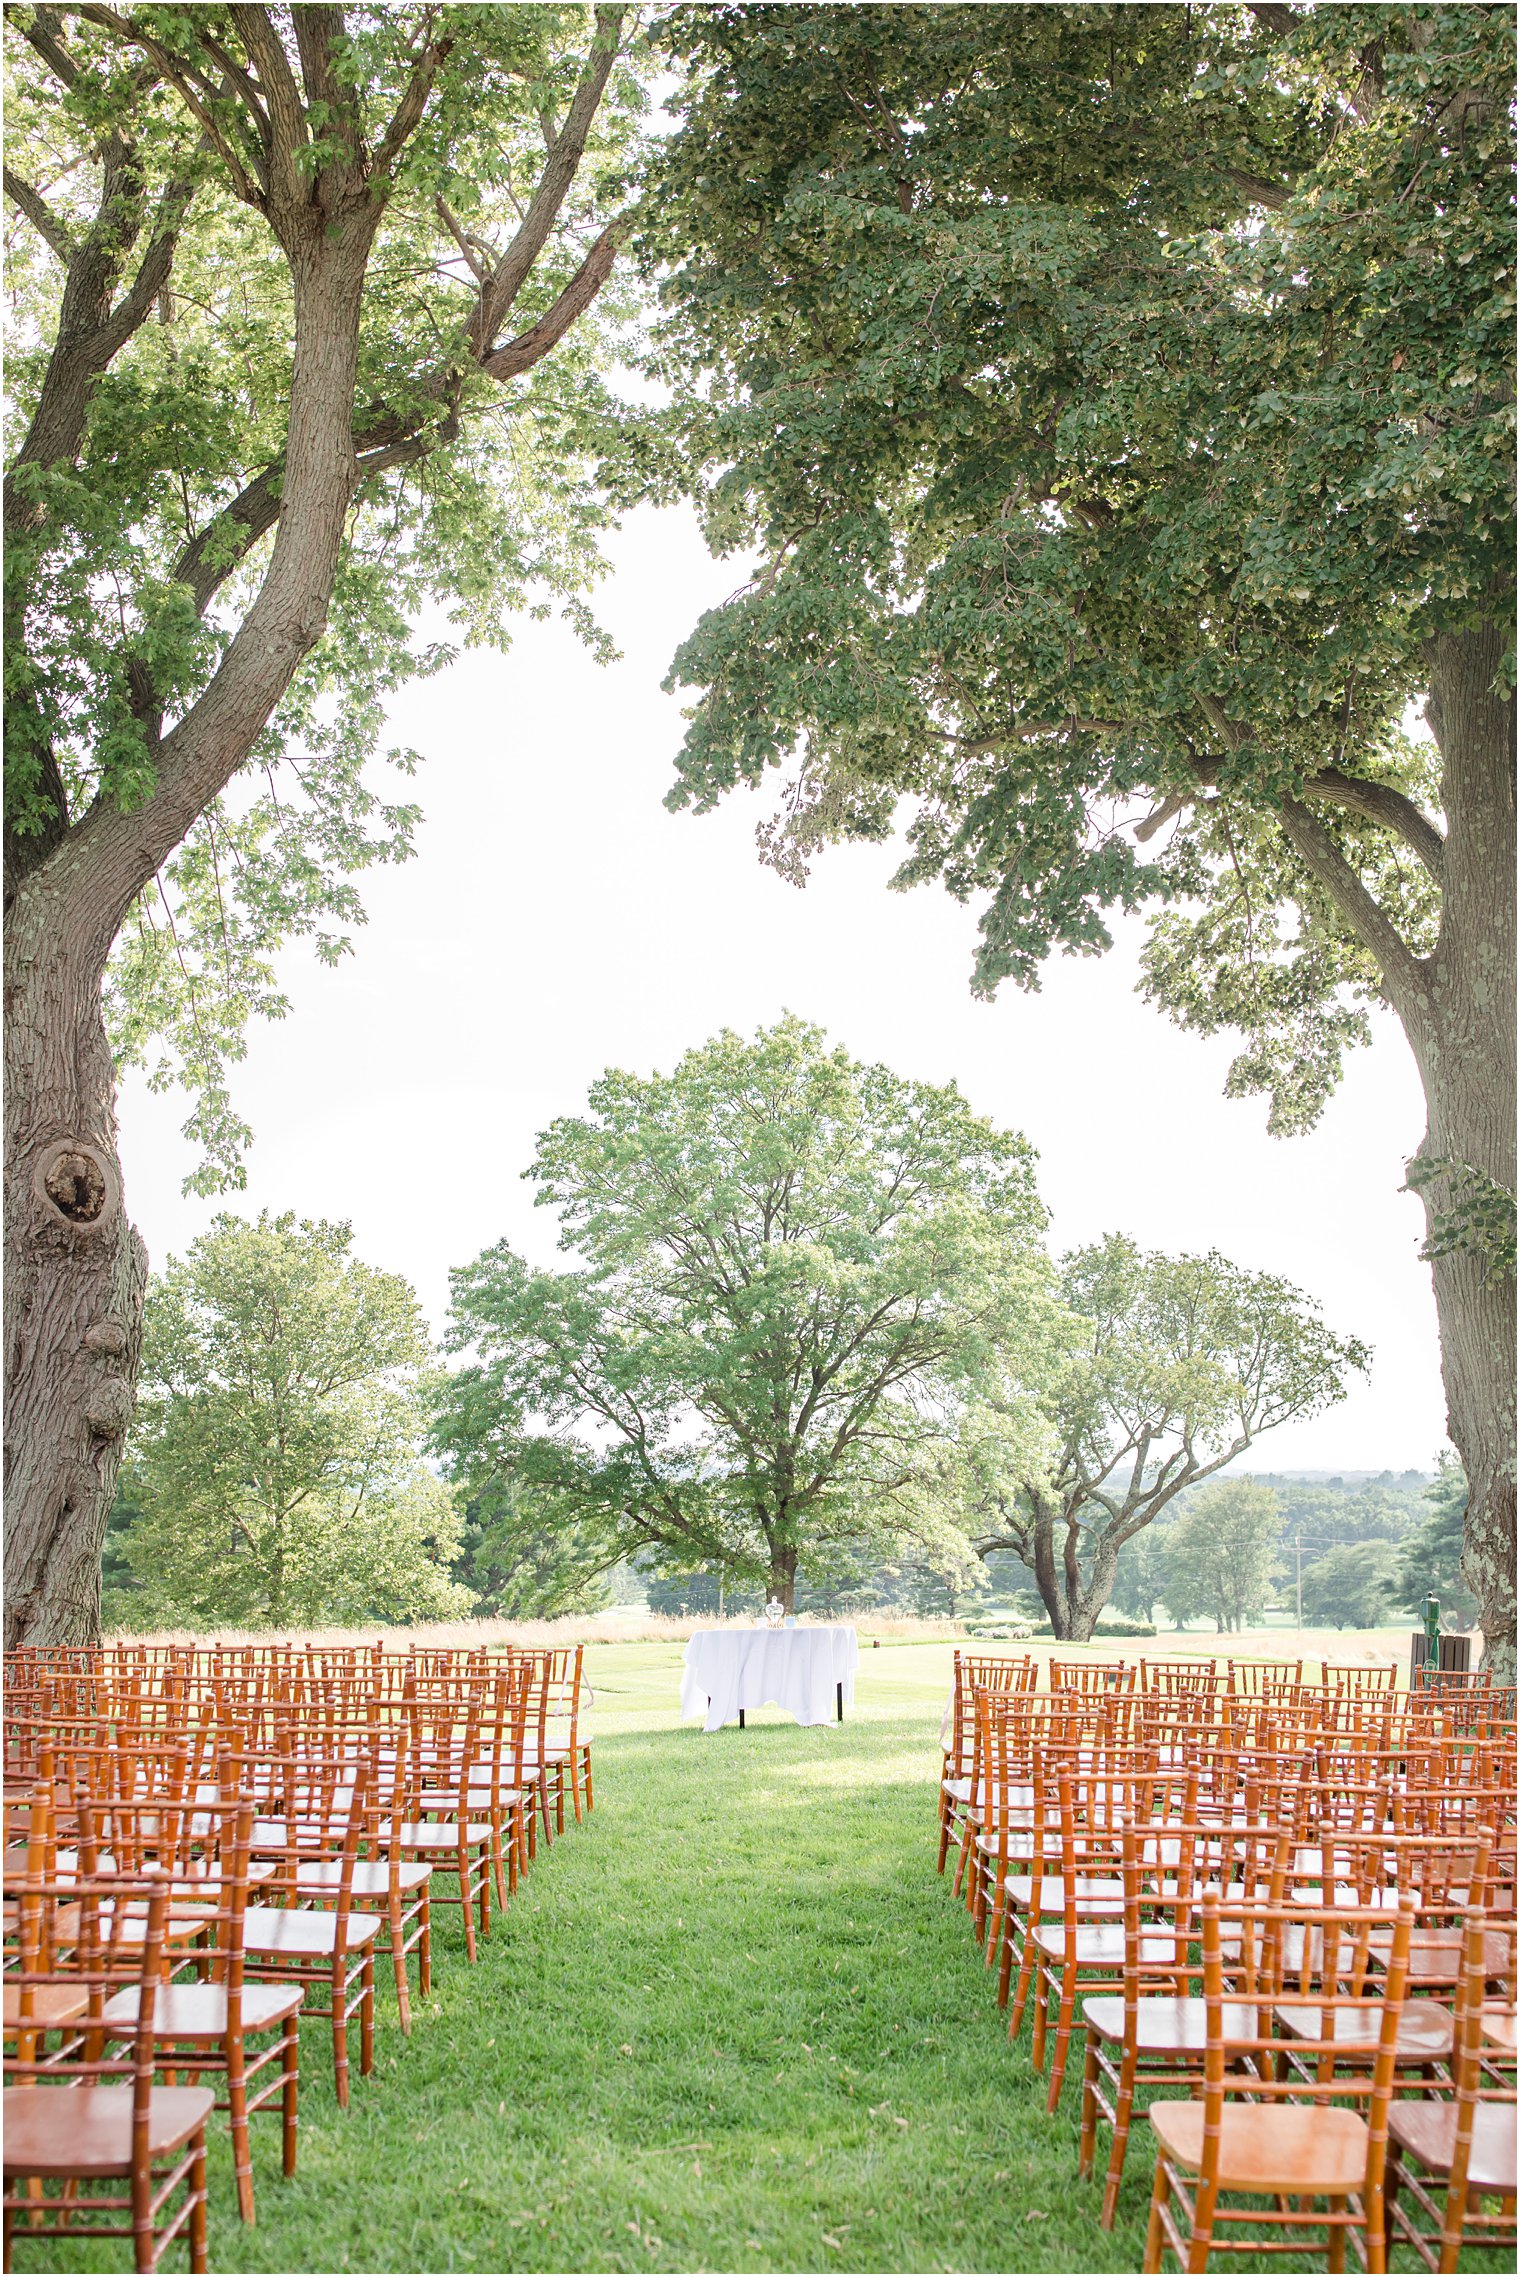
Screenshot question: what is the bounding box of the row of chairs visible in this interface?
[937,1651,1517,2271]
[3,1641,595,2268]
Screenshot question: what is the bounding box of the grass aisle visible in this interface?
[41,1641,1486,2275]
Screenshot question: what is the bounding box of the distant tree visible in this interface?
[1110,1528,1172,1628]
[116,1214,467,1629]
[1161,1480,1281,1635]
[644,1569,730,1617]
[451,1477,611,1620]
[1301,1542,1402,1631]
[434,1017,1056,1611]
[1391,1458,1479,1630]
[962,1235,1366,1640]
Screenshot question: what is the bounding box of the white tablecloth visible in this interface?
[681,1626,859,1734]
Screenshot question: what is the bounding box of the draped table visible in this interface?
[680,1625,859,1735]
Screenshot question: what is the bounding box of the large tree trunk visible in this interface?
[1022,1493,1123,1642]
[4,872,145,1647]
[1392,633,1510,1684]
[3,228,373,1650]
[1406,625,1517,1681]
[767,1546,797,1614]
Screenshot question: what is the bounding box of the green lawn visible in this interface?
[20,1641,1499,2275]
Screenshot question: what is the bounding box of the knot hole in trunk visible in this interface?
[33,1141,119,1234]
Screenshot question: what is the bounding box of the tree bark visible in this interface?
[1405,623,1517,1681]
[3,873,145,1647]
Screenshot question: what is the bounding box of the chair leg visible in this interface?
[332,1962,351,2109]
[1046,1970,1077,2112]
[489,1813,508,1912]
[281,2020,299,2177]
[951,1818,973,1900]
[227,2033,255,2222]
[1009,1924,1037,2037]
[389,1894,412,2032]
[1143,2156,1169,2275]
[418,1888,433,1996]
[1079,2032,1100,2180]
[189,2135,209,2276]
[459,1842,478,1963]
[359,1949,375,2079]
[936,1791,953,1873]
[1102,2050,1139,2229]
[1031,1957,1049,2070]
[1327,2200,1347,2273]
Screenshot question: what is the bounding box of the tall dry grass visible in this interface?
[100,1610,973,1651]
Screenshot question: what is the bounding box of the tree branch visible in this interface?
[480,215,627,381]
[373,15,455,180]
[3,166,75,260]
[469,5,624,354]
[1279,795,1429,1012]
[1136,745,1445,882]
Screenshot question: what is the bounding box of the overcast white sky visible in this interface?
[117,500,1447,1473]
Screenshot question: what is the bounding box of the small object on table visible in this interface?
[680,1625,859,1734]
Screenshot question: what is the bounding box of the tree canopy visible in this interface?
[962,1233,1369,1639]
[433,1015,1058,1608]
[639,0,1516,1666]
[111,1212,466,1628]
[1160,1477,1281,1635]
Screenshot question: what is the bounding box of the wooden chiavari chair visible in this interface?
[395,1684,494,1961]
[239,1743,382,2106]
[1142,1890,1416,2274]
[97,1790,302,2224]
[1383,1907,1517,2269]
[1025,1754,1194,2109]
[1079,1815,1294,2227]
[1049,1659,1135,1697]
[3,1874,213,2273]
[938,1652,1035,1875]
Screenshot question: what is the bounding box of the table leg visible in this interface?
[837,1681,844,1724]
[739,1708,745,1729]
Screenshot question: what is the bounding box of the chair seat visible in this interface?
[1004,1876,1123,1913]
[1388,2101,1517,2194]
[1480,2002,1517,2051]
[240,1905,383,1956]
[100,1981,304,2037]
[397,1822,492,1849]
[1368,1926,1512,1984]
[250,1818,353,1847]
[1273,1997,1453,2063]
[3,2085,215,2177]
[296,1860,431,1897]
[1083,1995,1264,2054]
[953,1780,1035,1808]
[1033,1924,1181,1965]
[2,1983,91,2030]
[1149,2100,1369,2194]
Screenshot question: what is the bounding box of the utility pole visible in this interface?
[1295,1535,1302,1629]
